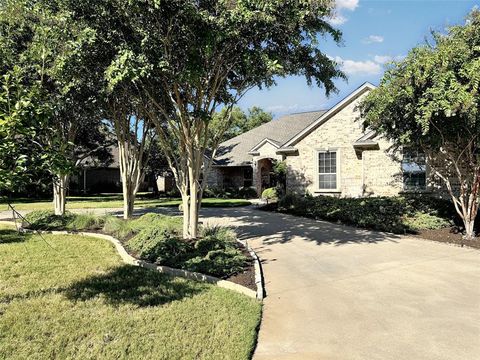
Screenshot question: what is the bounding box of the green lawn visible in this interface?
[0,225,261,359]
[1,196,251,211]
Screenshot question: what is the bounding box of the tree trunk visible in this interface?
[464,218,475,240]
[121,173,135,219]
[53,174,68,216]
[181,192,190,239]
[189,180,199,239]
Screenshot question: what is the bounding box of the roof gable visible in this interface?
[214,109,327,166]
[282,82,376,147]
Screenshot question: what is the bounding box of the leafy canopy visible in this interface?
[360,10,480,151]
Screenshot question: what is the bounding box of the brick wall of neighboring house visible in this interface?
[285,93,403,197]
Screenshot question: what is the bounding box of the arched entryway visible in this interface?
[255,157,277,196]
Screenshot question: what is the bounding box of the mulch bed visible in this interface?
[414,227,480,250]
[225,247,256,291]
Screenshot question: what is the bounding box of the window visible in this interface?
[318,150,337,190]
[402,149,426,191]
[243,167,253,188]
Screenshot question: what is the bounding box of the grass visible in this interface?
[0,224,261,359]
[1,196,251,211]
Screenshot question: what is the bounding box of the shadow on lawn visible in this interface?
[65,265,208,307]
[0,229,31,244]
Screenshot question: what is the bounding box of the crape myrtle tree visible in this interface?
[105,88,155,219]
[1,0,111,214]
[360,10,480,240]
[115,0,345,239]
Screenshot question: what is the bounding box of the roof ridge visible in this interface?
[288,108,329,115]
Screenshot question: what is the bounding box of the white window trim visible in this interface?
[401,148,429,192]
[316,148,341,192]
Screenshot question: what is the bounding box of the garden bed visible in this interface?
[263,193,460,234]
[21,210,258,291]
[0,224,261,359]
[415,227,480,250]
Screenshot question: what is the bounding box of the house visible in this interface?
[69,146,160,194]
[208,82,427,197]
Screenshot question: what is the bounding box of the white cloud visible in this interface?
[266,104,322,115]
[363,35,384,44]
[334,56,382,75]
[373,55,392,64]
[373,54,405,64]
[336,0,359,11]
[327,0,359,26]
[328,14,347,26]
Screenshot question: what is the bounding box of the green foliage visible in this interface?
[66,213,104,230]
[127,221,247,277]
[204,186,257,199]
[127,226,191,264]
[22,210,249,277]
[262,187,278,201]
[359,10,480,238]
[129,213,183,234]
[24,210,73,230]
[183,249,247,278]
[278,194,454,233]
[211,106,273,143]
[403,212,450,231]
[102,216,135,239]
[23,210,103,230]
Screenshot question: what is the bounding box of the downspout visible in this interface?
[361,151,365,197]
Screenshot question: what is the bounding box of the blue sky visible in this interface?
[237,0,478,118]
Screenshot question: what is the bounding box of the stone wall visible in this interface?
[285,92,403,197]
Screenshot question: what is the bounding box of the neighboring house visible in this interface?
[70,146,160,194]
[208,82,428,197]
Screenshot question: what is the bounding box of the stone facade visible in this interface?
[209,84,415,198]
[285,92,403,197]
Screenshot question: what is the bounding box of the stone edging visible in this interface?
[0,220,264,300]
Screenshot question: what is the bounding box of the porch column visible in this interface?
[251,160,260,197]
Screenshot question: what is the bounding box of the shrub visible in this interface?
[102,216,135,240]
[236,187,258,199]
[66,213,104,231]
[127,226,190,265]
[183,249,247,278]
[23,210,74,230]
[402,211,451,231]
[196,226,236,255]
[262,187,278,202]
[130,213,182,234]
[275,194,455,234]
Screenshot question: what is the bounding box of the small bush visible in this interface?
[127,227,190,265]
[23,210,74,230]
[196,226,236,255]
[237,187,258,199]
[66,213,104,231]
[262,187,278,202]
[403,211,451,231]
[102,216,135,240]
[130,213,182,234]
[183,249,247,278]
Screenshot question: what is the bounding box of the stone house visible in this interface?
[208,82,427,197]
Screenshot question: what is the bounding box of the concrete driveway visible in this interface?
[199,207,480,360]
[2,205,479,359]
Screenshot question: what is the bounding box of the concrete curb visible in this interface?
[1,221,261,300]
[237,239,265,300]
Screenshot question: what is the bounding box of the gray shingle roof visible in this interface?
[214,110,327,166]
